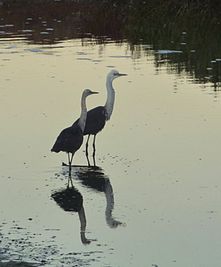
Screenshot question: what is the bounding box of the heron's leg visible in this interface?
[67,152,74,170]
[68,153,72,177]
[67,153,71,166]
[70,153,74,166]
[68,173,74,188]
[92,134,97,167]
[67,153,74,184]
[85,134,91,167]
[67,173,70,188]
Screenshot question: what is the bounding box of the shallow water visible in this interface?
[1,3,221,267]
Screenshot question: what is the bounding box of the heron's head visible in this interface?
[83,89,99,98]
[107,69,127,82]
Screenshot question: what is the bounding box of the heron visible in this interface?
[73,69,127,166]
[75,167,124,228]
[51,89,98,170]
[51,182,91,244]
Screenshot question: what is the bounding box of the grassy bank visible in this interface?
[1,0,221,15]
[0,0,221,88]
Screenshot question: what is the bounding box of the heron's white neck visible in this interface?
[105,178,114,224]
[78,94,87,132]
[104,78,115,120]
[78,207,90,244]
[104,178,122,228]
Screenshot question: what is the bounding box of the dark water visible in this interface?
[1,1,221,90]
[1,2,221,267]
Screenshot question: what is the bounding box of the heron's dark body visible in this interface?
[51,125,83,153]
[73,106,107,136]
[76,167,107,192]
[51,187,83,212]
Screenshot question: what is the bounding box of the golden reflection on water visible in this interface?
[1,36,221,266]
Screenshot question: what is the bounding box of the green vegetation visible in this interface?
[108,0,221,17]
[0,0,221,88]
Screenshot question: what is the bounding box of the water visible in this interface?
[1,2,221,267]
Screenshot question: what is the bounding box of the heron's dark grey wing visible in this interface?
[51,126,83,153]
[51,187,83,212]
[83,106,106,135]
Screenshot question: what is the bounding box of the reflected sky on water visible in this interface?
[1,2,221,267]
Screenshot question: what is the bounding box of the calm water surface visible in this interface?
[1,3,221,267]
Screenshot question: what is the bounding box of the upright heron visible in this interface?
[73,69,127,166]
[51,89,98,169]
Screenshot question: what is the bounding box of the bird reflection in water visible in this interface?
[51,174,91,245]
[74,166,124,228]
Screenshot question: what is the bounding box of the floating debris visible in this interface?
[156,50,183,54]
[26,48,43,53]
[40,31,49,35]
[21,29,33,33]
[46,28,54,31]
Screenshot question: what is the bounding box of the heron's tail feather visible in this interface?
[51,144,60,153]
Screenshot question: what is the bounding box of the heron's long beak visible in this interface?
[118,73,127,77]
[91,91,99,94]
